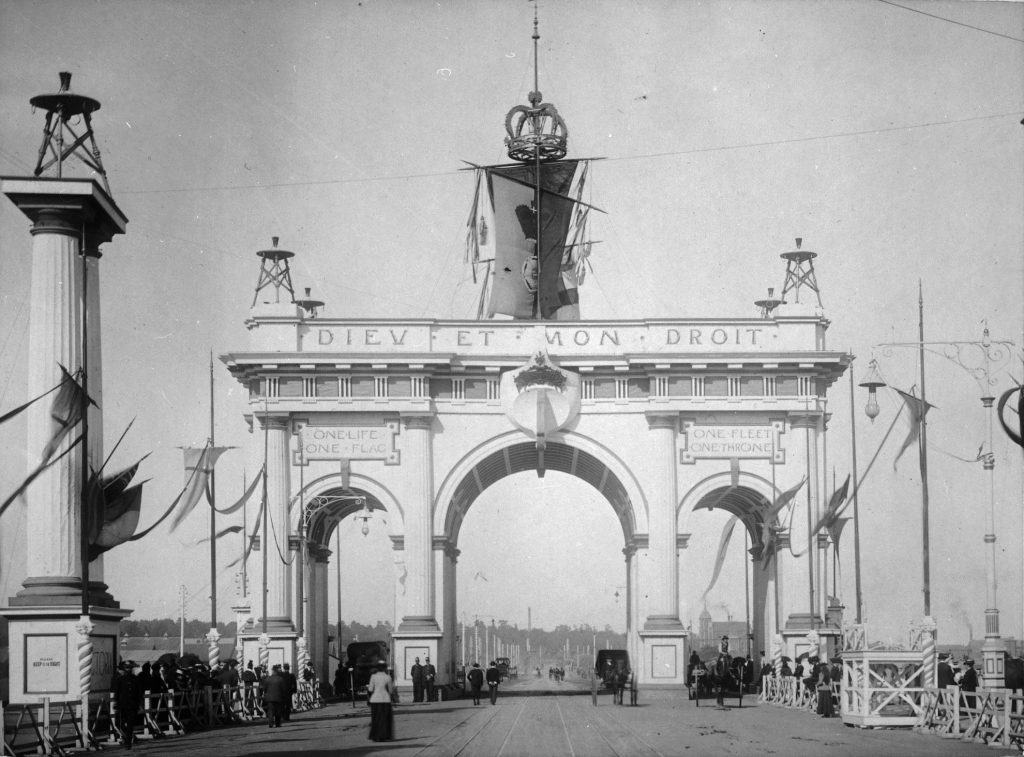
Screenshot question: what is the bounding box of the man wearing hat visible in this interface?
[466,662,484,705]
[112,661,142,749]
[960,659,978,709]
[410,656,425,702]
[423,656,437,702]
[262,664,289,728]
[937,653,956,689]
[485,661,501,705]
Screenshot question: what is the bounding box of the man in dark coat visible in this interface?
[410,657,424,702]
[937,653,956,689]
[423,657,437,702]
[960,659,979,709]
[262,665,289,728]
[485,660,501,705]
[466,662,484,705]
[112,660,142,749]
[281,663,298,720]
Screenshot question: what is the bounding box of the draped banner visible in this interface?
[169,445,229,531]
[702,514,738,598]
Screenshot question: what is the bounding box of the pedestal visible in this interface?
[237,630,297,671]
[392,630,443,695]
[1,604,131,704]
[637,629,689,689]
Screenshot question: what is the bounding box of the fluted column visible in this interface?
[398,414,439,631]
[259,413,293,631]
[309,547,330,681]
[644,413,682,630]
[23,211,84,592]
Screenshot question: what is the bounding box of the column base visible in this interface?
[11,576,119,608]
[642,614,684,632]
[0,604,133,705]
[397,615,441,633]
[636,628,689,688]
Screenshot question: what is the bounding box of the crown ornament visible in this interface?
[504,90,568,162]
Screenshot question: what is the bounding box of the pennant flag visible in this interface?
[760,522,780,571]
[88,482,145,560]
[482,160,580,319]
[893,388,934,470]
[0,378,67,427]
[764,477,806,521]
[702,515,738,598]
[225,506,263,570]
[827,517,851,549]
[169,445,229,531]
[0,434,82,520]
[213,466,263,515]
[808,474,851,540]
[41,365,96,463]
[198,524,244,544]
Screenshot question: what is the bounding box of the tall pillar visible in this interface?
[643,413,682,630]
[309,546,331,682]
[1,178,130,705]
[397,414,439,631]
[259,413,294,631]
[780,415,818,629]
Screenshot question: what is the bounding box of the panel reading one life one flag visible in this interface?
[485,160,579,320]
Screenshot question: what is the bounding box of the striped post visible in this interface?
[76,616,95,748]
[919,616,937,687]
[297,636,309,672]
[771,633,783,677]
[258,633,270,671]
[206,628,221,669]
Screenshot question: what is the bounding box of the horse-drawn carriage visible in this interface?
[595,650,636,705]
[691,654,747,708]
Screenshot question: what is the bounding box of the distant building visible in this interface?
[697,607,749,651]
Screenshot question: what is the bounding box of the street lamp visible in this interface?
[868,322,1015,682]
[859,359,886,422]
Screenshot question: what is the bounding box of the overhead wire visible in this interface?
[875,0,1024,45]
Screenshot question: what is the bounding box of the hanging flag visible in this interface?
[198,524,245,544]
[702,515,738,598]
[0,377,67,427]
[893,387,934,470]
[213,466,263,515]
[483,160,580,319]
[88,482,145,560]
[169,444,229,531]
[808,474,851,539]
[41,365,96,463]
[0,434,82,520]
[225,506,263,570]
[764,477,806,521]
[827,517,851,549]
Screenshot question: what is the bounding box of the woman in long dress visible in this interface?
[366,662,395,742]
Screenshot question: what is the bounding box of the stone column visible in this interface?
[398,414,439,632]
[779,415,817,628]
[259,413,293,631]
[3,179,127,607]
[643,413,682,629]
[309,546,330,681]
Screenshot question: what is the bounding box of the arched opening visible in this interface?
[300,487,396,682]
[440,439,642,687]
[683,484,772,663]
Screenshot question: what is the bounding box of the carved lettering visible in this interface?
[365,329,380,345]
[599,330,620,346]
[318,329,333,345]
[711,328,728,345]
[689,329,702,345]
[457,330,472,346]
[666,328,680,345]
[390,329,408,345]
[573,330,590,346]
[546,331,563,346]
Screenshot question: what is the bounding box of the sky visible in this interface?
[0,0,1022,646]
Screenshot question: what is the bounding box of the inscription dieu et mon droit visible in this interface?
[313,326,767,350]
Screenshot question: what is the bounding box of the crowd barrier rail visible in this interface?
[913,686,1024,750]
[2,679,326,755]
[758,675,836,714]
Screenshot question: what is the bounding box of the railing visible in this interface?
[759,675,835,713]
[914,686,1024,749]
[2,680,326,755]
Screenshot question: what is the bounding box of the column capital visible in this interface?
[645,411,678,430]
[401,413,435,430]
[257,413,291,431]
[789,414,818,430]
[2,177,128,245]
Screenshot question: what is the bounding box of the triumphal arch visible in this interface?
[223,272,849,690]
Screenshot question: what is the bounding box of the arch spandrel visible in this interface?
[433,429,650,545]
[291,471,405,548]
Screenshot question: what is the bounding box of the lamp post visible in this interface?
[868,321,1015,682]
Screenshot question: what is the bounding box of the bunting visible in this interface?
[759,478,806,569]
[0,377,67,427]
[808,474,851,542]
[169,445,229,531]
[0,434,82,520]
[198,524,244,544]
[88,482,145,560]
[702,514,738,598]
[893,388,934,470]
[224,506,262,570]
[213,466,263,515]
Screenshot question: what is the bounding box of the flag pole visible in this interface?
[261,399,270,636]
[80,232,90,618]
[917,280,932,618]
[532,5,542,322]
[209,350,218,652]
